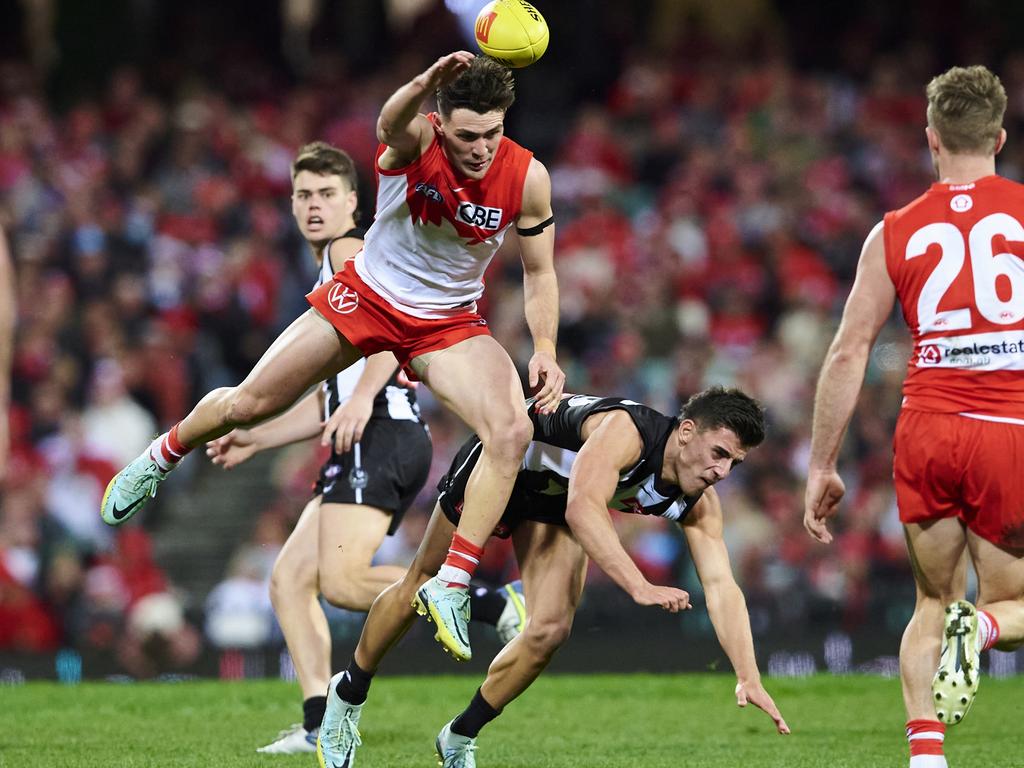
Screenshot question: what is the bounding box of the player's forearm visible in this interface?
[377,77,433,144]
[704,580,761,683]
[350,352,398,402]
[808,340,871,470]
[523,268,559,354]
[247,390,323,450]
[565,502,647,596]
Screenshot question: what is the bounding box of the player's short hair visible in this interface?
[437,56,516,118]
[926,65,1006,155]
[291,141,359,194]
[678,386,766,448]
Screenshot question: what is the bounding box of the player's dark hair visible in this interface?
[291,141,359,194]
[292,141,360,223]
[926,65,1006,155]
[437,56,516,118]
[678,386,766,448]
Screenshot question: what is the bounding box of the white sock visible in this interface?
[148,433,183,472]
[909,755,947,768]
[437,565,472,588]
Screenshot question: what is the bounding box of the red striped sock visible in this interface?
[437,534,484,588]
[149,423,191,471]
[978,609,1000,652]
[906,719,946,767]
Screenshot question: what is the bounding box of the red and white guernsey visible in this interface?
[884,174,1024,420]
[355,114,533,319]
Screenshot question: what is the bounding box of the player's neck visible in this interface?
[936,155,996,186]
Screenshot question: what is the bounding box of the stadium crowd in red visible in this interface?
[3,10,1023,664]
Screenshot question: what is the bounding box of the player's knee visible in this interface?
[225,386,280,428]
[269,555,316,607]
[224,389,260,427]
[480,411,533,468]
[319,566,370,611]
[522,616,572,657]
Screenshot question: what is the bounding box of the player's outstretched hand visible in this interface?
[803,467,845,544]
[323,394,373,454]
[528,350,565,414]
[632,583,691,613]
[425,51,475,90]
[735,681,790,734]
[206,429,257,470]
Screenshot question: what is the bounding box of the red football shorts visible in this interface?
[306,259,491,374]
[894,409,1024,549]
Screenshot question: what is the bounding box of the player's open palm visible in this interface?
[206,430,257,470]
[803,468,845,544]
[323,395,372,454]
[735,681,790,734]
[528,350,565,414]
[633,583,691,613]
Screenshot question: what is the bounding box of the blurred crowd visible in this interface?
[2,1,1023,672]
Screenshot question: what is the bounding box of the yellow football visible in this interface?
[474,0,549,68]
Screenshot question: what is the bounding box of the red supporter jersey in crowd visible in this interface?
[884,174,1024,418]
[354,113,533,319]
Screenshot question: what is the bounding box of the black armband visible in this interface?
[516,216,555,237]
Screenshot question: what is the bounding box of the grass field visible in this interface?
[1,673,1020,767]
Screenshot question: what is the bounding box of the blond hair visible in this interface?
[926,65,1007,155]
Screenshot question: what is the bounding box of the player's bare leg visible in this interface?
[968,530,1024,650]
[179,310,362,446]
[436,521,585,765]
[317,502,405,610]
[101,310,363,526]
[481,521,585,707]
[355,505,454,671]
[411,336,533,660]
[262,499,401,754]
[900,518,967,766]
[260,496,325,754]
[317,506,451,768]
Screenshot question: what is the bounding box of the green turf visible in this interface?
[1,674,1020,767]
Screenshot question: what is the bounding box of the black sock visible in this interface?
[450,688,501,738]
[469,583,506,626]
[303,695,327,732]
[335,659,374,705]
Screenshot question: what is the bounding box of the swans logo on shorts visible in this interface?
[327,283,359,314]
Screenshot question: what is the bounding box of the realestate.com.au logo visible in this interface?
[918,337,1024,367]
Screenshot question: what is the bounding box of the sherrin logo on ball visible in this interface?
[474,0,549,68]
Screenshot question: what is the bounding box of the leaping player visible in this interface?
[101,53,564,666]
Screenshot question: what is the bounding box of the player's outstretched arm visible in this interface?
[206,389,323,469]
[681,490,790,734]
[518,158,563,414]
[805,221,895,544]
[377,50,475,165]
[565,411,690,612]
